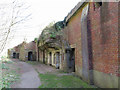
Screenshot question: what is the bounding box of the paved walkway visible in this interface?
[10,59,73,88]
[11,60,41,88]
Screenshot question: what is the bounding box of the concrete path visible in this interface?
[11,60,41,88]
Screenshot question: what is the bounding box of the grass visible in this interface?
[38,73,95,88]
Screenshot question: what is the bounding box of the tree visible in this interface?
[0,0,31,54]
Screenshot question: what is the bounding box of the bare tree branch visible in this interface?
[0,0,31,54]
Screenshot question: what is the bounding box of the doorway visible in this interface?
[56,52,60,69]
[13,52,16,58]
[49,52,52,65]
[28,51,33,61]
[43,50,45,64]
[70,48,75,72]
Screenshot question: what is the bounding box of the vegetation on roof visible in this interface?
[39,21,64,43]
[34,38,38,43]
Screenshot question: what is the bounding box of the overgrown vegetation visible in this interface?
[38,73,94,88]
[2,70,20,88]
[38,21,64,44]
[2,63,9,69]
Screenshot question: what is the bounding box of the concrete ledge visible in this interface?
[93,70,119,88]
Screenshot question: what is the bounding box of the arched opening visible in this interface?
[28,51,33,61]
[13,52,16,58]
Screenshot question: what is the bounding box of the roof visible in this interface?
[24,41,36,50]
[64,0,87,23]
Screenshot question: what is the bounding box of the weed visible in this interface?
[2,63,9,69]
[2,70,20,88]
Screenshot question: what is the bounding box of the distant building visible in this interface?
[19,41,36,61]
[8,49,14,58]
[8,41,37,61]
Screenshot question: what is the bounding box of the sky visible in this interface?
[0,0,81,55]
[0,0,118,56]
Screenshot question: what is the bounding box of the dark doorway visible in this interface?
[43,50,45,64]
[38,47,40,61]
[56,52,60,69]
[70,48,75,72]
[53,54,56,64]
[49,52,52,65]
[13,52,16,58]
[28,52,33,61]
[17,53,19,59]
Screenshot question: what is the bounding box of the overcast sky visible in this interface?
[0,0,118,55]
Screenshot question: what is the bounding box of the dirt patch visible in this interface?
[27,61,75,76]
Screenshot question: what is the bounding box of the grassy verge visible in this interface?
[1,56,20,88]
[38,73,95,88]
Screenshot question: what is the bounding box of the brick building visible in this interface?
[8,44,21,59]
[61,1,119,88]
[8,41,37,61]
[36,1,119,88]
[8,48,15,58]
[19,41,36,61]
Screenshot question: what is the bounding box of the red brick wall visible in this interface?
[118,2,120,77]
[63,8,83,76]
[88,2,118,76]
